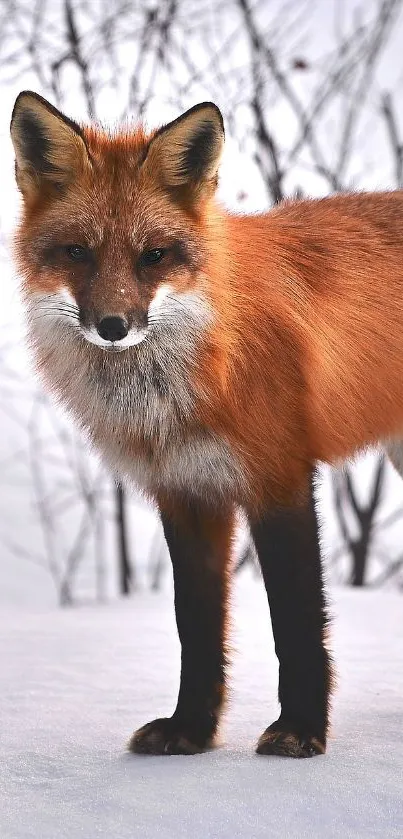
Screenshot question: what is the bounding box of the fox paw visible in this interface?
[256,720,326,758]
[128,717,213,756]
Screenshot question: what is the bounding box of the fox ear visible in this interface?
[10,91,91,202]
[146,102,224,198]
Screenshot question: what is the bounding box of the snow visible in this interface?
[1,574,402,839]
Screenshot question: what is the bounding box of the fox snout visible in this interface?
[79,305,149,350]
[97,316,129,342]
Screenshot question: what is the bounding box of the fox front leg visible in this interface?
[128,502,234,755]
[250,473,333,758]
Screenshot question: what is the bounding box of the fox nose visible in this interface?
[97,316,129,342]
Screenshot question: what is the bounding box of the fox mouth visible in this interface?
[29,287,213,359]
[80,325,148,351]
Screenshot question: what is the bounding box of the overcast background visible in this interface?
[1,0,403,606]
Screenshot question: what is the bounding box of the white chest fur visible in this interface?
[102,427,247,503]
[28,288,248,504]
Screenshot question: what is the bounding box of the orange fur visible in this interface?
[11,96,403,514]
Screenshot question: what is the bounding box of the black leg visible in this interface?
[250,473,333,757]
[128,502,233,755]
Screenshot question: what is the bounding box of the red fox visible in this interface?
[10,90,403,758]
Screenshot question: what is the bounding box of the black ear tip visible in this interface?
[192,101,224,135]
[11,91,44,128]
[152,101,225,145]
[10,91,84,142]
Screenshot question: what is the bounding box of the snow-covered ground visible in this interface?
[1,573,402,839]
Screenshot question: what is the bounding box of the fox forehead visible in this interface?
[83,123,151,166]
[32,199,199,253]
[26,126,202,254]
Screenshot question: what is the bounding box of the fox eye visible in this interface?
[139,248,165,267]
[65,244,90,262]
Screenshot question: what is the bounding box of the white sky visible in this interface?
[1,0,403,599]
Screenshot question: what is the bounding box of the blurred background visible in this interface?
[1,0,403,609]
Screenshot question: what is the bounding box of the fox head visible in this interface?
[10,92,225,353]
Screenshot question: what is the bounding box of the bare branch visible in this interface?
[381,91,403,186]
[64,0,96,117]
